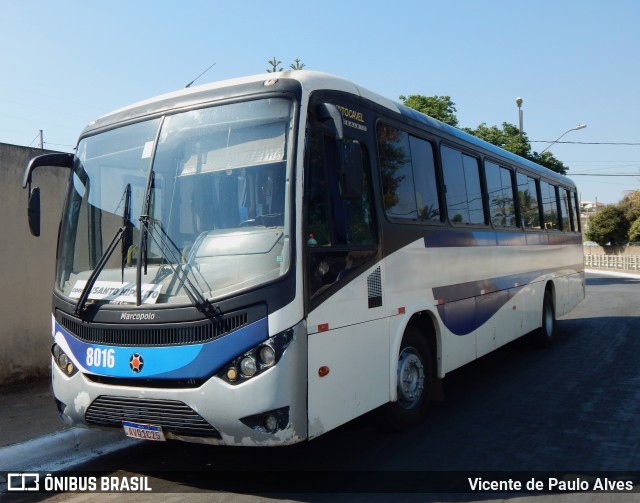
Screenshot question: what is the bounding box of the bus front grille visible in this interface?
[56,308,257,347]
[85,395,221,438]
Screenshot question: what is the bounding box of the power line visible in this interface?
[531,140,640,146]
[568,163,640,173]
[570,173,640,176]
[27,132,41,147]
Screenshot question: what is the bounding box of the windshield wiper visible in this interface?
[133,117,217,318]
[139,215,217,317]
[121,183,133,282]
[74,226,125,315]
[75,183,133,315]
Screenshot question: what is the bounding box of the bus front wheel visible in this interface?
[379,326,433,430]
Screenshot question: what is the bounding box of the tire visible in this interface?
[378,326,433,430]
[533,289,556,348]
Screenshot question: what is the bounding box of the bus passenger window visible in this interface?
[441,146,485,225]
[560,188,572,231]
[376,124,440,223]
[409,136,440,222]
[516,173,541,229]
[572,191,581,232]
[485,161,516,227]
[540,181,559,230]
[378,125,418,220]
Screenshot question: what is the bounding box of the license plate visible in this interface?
[122,421,166,441]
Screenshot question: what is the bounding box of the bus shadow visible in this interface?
[586,275,640,286]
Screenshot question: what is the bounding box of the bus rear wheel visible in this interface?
[379,326,433,430]
[533,289,556,348]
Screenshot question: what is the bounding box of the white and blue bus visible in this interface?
[23,71,584,446]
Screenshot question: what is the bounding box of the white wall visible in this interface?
[0,143,67,385]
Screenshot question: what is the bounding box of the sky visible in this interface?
[1,0,639,204]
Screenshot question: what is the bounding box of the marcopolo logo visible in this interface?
[129,353,144,373]
[121,312,156,321]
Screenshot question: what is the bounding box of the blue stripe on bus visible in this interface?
[55,317,268,379]
[423,229,582,248]
[419,229,584,335]
[432,265,583,336]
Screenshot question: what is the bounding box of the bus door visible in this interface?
[304,101,389,438]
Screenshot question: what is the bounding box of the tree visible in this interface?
[290,58,306,70]
[465,122,568,175]
[464,122,532,159]
[629,217,640,243]
[530,151,568,175]
[266,57,283,73]
[399,95,458,127]
[585,206,630,246]
[267,57,306,72]
[618,190,640,223]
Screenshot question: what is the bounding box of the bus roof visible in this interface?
[81,71,393,134]
[81,70,575,187]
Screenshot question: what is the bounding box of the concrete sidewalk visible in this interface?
[1,378,66,449]
[0,378,133,472]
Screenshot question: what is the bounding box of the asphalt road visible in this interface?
[8,271,640,502]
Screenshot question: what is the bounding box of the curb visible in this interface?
[0,427,136,473]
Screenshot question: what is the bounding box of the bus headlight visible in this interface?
[218,328,293,385]
[240,356,257,377]
[52,344,78,377]
[259,345,276,366]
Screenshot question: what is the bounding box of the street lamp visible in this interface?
[540,124,587,154]
[516,97,523,137]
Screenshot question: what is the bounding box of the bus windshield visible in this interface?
[56,97,294,308]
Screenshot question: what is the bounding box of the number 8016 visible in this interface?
[86,347,115,368]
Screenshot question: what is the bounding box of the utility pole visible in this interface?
[38,130,44,149]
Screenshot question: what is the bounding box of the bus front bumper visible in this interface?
[51,322,308,446]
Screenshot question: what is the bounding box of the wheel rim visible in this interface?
[397,347,425,409]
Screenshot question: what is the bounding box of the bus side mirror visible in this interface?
[339,141,363,199]
[28,187,41,237]
[22,153,75,190]
[315,103,344,141]
[22,152,75,238]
